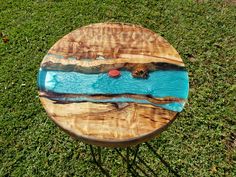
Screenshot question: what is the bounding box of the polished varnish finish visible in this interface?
[38,23,189,147]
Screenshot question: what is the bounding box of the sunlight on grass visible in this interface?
[0,0,235,176]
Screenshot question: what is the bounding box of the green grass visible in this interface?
[0,0,235,176]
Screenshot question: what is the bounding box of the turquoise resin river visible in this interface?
[38,69,189,112]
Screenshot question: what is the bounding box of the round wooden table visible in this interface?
[38,23,189,147]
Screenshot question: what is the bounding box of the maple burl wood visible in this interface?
[38,23,189,147]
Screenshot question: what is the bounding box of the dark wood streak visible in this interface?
[39,91,185,105]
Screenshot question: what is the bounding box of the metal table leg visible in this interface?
[89,145,110,177]
[88,143,180,177]
[145,142,180,177]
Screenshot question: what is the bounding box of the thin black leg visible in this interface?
[88,143,179,177]
[115,148,141,177]
[131,144,140,165]
[89,145,110,177]
[126,147,130,175]
[145,142,180,177]
[115,148,150,177]
[97,146,101,164]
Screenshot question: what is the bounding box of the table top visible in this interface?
[38,23,189,147]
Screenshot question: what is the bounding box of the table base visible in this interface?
[88,143,180,177]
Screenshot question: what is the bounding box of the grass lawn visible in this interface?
[0,0,235,176]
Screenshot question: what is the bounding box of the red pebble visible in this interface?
[108,69,120,77]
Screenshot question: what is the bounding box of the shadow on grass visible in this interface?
[88,143,180,177]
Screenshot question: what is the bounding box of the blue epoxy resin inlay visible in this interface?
[38,69,189,98]
[38,68,189,112]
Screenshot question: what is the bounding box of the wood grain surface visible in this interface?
[38,23,189,147]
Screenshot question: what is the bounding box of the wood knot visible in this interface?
[132,64,149,79]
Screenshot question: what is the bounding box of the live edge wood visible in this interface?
[39,23,186,147]
[41,23,184,74]
[40,97,177,147]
